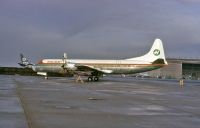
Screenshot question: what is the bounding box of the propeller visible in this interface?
[62,53,68,73]
[61,53,76,75]
[63,52,67,63]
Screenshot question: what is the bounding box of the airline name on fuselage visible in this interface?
[42,59,63,64]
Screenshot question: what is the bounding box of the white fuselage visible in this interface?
[32,59,164,75]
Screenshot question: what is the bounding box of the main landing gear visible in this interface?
[87,76,99,82]
[74,75,99,83]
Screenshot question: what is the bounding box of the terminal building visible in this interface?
[148,58,200,80]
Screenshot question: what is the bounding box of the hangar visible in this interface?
[148,58,200,80]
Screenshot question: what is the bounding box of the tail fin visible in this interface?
[18,53,33,67]
[126,39,167,64]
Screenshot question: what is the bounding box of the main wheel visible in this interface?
[88,76,93,82]
[93,76,99,82]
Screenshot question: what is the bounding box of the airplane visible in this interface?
[18,38,167,82]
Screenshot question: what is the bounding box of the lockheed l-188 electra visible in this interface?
[18,39,168,82]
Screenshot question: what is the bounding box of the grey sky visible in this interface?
[0,0,200,66]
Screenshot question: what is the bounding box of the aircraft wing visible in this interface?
[75,64,112,74]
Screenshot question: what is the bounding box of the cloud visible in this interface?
[177,0,200,3]
[0,0,200,66]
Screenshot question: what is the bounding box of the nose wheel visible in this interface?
[88,76,99,82]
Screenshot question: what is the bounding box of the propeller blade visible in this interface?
[63,53,67,59]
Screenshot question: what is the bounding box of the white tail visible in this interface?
[126,39,167,64]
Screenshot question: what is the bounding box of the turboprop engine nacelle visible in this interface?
[66,63,75,68]
[63,63,76,70]
[62,53,77,70]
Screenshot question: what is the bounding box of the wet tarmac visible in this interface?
[1,75,200,128]
[0,75,28,128]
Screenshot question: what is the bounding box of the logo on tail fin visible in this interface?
[153,49,160,56]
